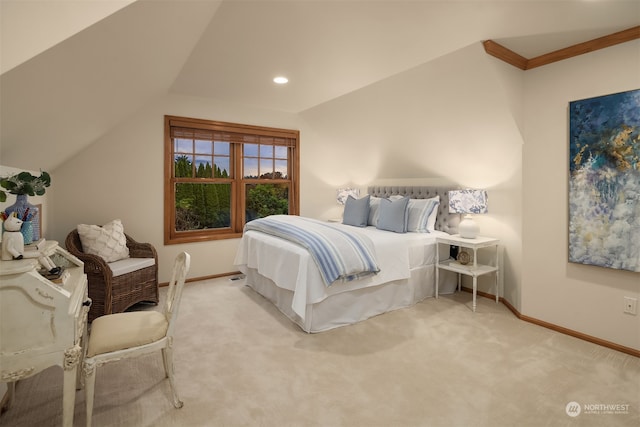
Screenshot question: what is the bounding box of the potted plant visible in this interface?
[0,171,51,202]
[1,171,51,242]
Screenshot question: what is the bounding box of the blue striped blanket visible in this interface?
[244,215,380,286]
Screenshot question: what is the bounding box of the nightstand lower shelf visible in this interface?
[437,259,498,277]
[435,235,500,312]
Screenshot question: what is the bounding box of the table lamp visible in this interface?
[448,189,488,239]
[336,188,360,205]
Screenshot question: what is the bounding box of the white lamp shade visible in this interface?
[448,189,488,214]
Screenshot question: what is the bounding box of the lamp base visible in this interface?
[458,214,479,239]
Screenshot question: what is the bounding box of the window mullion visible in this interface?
[234,143,244,230]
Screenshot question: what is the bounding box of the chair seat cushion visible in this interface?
[87,311,168,357]
[108,257,156,277]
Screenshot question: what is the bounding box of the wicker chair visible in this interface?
[65,230,159,322]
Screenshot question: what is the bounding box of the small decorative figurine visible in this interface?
[1,215,60,274]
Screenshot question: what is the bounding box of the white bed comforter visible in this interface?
[234,221,449,320]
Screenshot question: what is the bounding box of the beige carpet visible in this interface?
[2,277,639,427]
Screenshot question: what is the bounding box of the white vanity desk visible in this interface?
[0,241,90,427]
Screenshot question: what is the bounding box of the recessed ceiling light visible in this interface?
[273,76,288,84]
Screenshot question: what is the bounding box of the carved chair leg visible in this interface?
[162,347,183,409]
[84,362,97,427]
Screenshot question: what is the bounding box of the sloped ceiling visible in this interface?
[0,0,222,171]
[1,0,639,171]
[1,0,137,74]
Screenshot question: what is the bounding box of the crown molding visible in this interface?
[484,26,640,70]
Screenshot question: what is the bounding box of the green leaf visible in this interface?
[0,170,51,195]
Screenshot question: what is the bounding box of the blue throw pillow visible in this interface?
[342,195,370,227]
[376,196,409,233]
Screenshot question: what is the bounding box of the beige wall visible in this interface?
[299,43,524,311]
[522,40,640,350]
[46,39,638,351]
[51,43,524,294]
[50,93,301,282]
[51,43,524,302]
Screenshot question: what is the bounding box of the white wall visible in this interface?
[299,43,525,310]
[51,42,524,308]
[50,93,301,283]
[522,40,640,350]
[47,37,638,351]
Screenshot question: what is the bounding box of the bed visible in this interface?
[234,186,460,332]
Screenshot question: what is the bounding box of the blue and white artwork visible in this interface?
[569,89,640,272]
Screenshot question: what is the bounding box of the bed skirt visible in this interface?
[244,264,458,333]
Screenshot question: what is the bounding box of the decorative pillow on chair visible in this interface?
[343,195,370,227]
[376,196,409,233]
[77,219,130,262]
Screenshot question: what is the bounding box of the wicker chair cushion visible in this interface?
[109,258,156,277]
[77,219,130,263]
[87,311,167,357]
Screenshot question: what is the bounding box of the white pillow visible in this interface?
[77,219,130,263]
[406,196,440,232]
[406,197,439,232]
[425,195,440,231]
[368,196,381,226]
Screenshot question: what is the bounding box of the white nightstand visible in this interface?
[435,234,499,312]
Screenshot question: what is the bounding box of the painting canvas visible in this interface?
[569,89,640,272]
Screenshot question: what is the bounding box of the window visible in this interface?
[164,116,299,244]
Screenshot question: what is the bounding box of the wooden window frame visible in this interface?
[164,115,300,244]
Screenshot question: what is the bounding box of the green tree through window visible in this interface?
[245,184,289,221]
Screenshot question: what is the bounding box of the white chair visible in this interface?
[83,252,191,427]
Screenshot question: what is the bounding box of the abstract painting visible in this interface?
[569,89,640,272]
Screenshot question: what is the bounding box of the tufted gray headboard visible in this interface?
[367,186,460,235]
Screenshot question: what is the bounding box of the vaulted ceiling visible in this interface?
[2,0,639,171]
